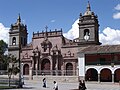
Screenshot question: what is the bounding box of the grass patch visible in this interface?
[0,82,8,84]
[0,86,17,89]
[0,82,18,85]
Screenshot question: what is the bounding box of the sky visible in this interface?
[0,0,120,45]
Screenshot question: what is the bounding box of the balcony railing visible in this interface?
[86,61,120,65]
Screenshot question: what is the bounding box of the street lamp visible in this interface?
[18,18,22,88]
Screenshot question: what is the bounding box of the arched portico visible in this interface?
[114,68,120,82]
[100,68,112,82]
[86,68,98,81]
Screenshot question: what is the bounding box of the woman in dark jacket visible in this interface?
[81,80,87,90]
[79,80,87,90]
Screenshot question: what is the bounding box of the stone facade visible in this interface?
[8,2,101,76]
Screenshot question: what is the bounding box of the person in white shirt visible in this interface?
[53,81,58,90]
[43,78,46,88]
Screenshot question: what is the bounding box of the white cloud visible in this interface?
[1,18,120,46]
[113,12,120,19]
[63,19,79,39]
[99,27,120,45]
[64,19,120,45]
[0,23,9,43]
[50,20,55,23]
[113,4,120,19]
[114,4,120,10]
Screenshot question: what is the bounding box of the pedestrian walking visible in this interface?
[43,78,46,88]
[81,80,87,90]
[53,81,58,90]
[79,80,83,90]
[79,80,87,90]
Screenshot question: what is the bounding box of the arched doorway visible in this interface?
[86,68,98,81]
[100,68,112,82]
[66,63,73,75]
[114,68,120,82]
[41,59,50,75]
[23,64,29,75]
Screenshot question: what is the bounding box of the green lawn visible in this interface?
[0,86,17,89]
[0,81,18,89]
[0,81,18,84]
[0,82,8,84]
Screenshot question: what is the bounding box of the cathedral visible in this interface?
[8,2,120,82]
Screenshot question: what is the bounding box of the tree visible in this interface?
[7,54,20,87]
[1,54,20,87]
[0,40,8,70]
[0,40,7,55]
[0,40,20,87]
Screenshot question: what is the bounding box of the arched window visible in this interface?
[84,29,90,41]
[12,37,16,45]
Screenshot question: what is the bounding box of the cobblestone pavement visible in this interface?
[9,80,120,90]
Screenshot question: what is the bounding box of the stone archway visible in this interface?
[66,63,73,76]
[100,68,112,82]
[114,68,120,82]
[23,64,29,75]
[41,59,50,75]
[86,68,98,81]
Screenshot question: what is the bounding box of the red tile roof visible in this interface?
[79,45,120,54]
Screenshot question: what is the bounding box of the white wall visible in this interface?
[78,54,85,77]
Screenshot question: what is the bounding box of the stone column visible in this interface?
[56,55,58,76]
[50,57,53,75]
[78,53,85,80]
[98,74,100,83]
[29,67,33,80]
[39,57,41,75]
[72,62,76,75]
[35,57,38,76]
[32,58,34,70]
[76,65,79,76]
[21,63,23,76]
[112,74,114,83]
[62,60,65,76]
[35,63,38,76]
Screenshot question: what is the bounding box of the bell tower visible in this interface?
[78,1,101,45]
[8,14,28,59]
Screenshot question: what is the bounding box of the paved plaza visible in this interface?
[9,80,120,90]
